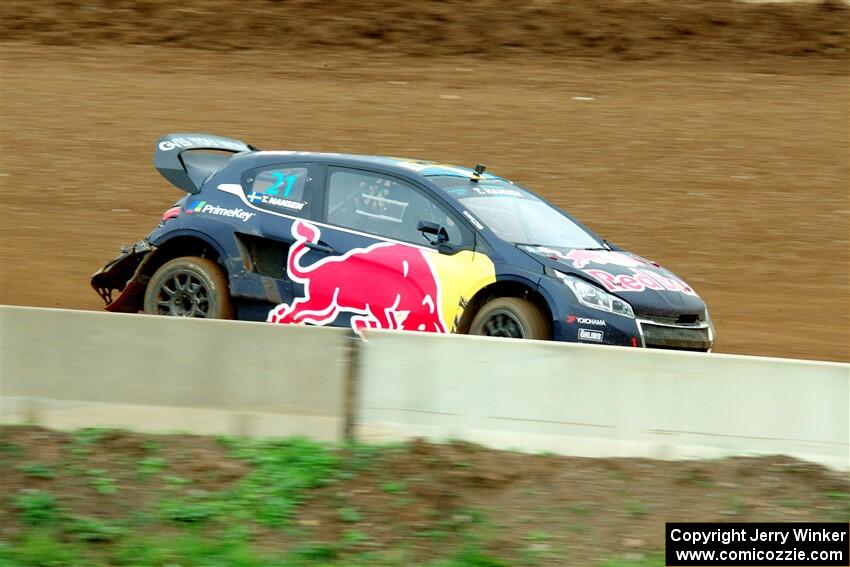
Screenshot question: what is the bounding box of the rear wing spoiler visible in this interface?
[154,133,259,193]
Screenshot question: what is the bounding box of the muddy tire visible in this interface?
[143,256,234,319]
[469,297,550,340]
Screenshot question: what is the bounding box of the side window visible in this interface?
[242,165,314,217]
[326,169,466,246]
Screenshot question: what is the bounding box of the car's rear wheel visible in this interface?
[469,297,550,340]
[143,256,234,319]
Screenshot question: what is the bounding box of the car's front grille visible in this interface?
[641,313,703,326]
[638,321,712,352]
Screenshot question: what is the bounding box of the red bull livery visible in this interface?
[268,220,446,333]
[91,132,714,351]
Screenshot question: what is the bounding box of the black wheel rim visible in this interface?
[480,309,525,338]
[154,270,211,318]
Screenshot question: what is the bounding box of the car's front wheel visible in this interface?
[469,297,550,340]
[143,256,234,319]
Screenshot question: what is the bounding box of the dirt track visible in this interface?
[1,1,848,361]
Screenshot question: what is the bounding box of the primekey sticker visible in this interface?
[186,201,255,222]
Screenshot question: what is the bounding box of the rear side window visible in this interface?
[242,165,314,217]
[325,168,467,246]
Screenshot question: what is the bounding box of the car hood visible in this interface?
[520,245,707,319]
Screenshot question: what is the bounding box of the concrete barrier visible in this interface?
[0,306,350,441]
[356,330,850,470]
[2,306,847,470]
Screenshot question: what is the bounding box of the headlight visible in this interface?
[550,270,635,319]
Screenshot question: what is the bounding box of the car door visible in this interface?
[227,162,325,320]
[267,166,497,333]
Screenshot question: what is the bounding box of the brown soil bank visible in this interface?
[1,0,848,61]
[1,426,848,565]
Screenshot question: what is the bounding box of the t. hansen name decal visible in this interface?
[247,191,307,211]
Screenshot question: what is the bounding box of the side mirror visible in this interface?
[417,221,449,244]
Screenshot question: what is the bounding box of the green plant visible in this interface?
[160,497,222,523]
[0,440,23,459]
[86,469,118,495]
[64,516,126,542]
[0,530,80,566]
[136,457,166,477]
[380,481,407,494]
[140,439,163,453]
[161,474,192,486]
[290,542,339,561]
[338,506,362,523]
[226,437,341,526]
[69,428,113,455]
[723,496,745,516]
[624,500,648,518]
[524,530,550,542]
[431,548,511,567]
[13,491,60,526]
[342,530,370,544]
[17,463,55,479]
[598,552,665,566]
[825,491,850,521]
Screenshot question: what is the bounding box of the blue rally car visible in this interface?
[91,133,714,351]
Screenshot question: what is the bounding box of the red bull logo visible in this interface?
[585,268,697,296]
[268,220,447,333]
[561,249,649,269]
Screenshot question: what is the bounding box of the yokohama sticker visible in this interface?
[584,268,697,296]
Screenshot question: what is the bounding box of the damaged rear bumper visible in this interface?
[90,240,156,313]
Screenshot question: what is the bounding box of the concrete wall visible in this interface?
[0,306,350,440]
[356,330,850,470]
[2,306,848,469]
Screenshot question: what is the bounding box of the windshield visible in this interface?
[429,176,602,249]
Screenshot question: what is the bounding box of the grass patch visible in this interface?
[17,463,55,479]
[223,436,341,527]
[86,468,119,495]
[13,490,60,526]
[624,500,649,519]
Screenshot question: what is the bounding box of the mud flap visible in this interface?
[90,241,156,313]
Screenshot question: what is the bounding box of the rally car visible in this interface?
[91,133,714,351]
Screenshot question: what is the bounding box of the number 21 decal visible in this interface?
[266,171,298,197]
